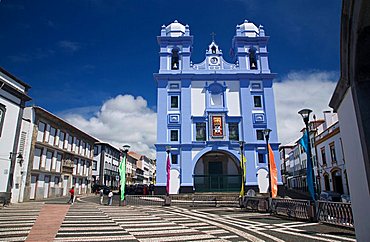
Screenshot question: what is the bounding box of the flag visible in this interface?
[239,154,246,197]
[166,153,171,195]
[268,144,278,198]
[300,130,315,200]
[119,154,126,201]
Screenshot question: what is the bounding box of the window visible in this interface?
[0,104,5,137]
[37,122,46,142]
[329,143,337,163]
[321,148,327,166]
[59,131,65,149]
[256,130,264,140]
[33,148,42,170]
[253,96,262,108]
[258,153,265,163]
[45,150,53,171]
[196,123,206,141]
[171,154,178,164]
[92,160,97,171]
[171,49,179,70]
[54,177,60,187]
[249,47,257,69]
[68,135,73,151]
[229,123,239,141]
[170,130,179,142]
[56,153,62,173]
[211,46,216,54]
[170,96,179,108]
[49,127,56,146]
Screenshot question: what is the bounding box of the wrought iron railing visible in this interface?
[193,174,241,192]
[242,196,269,212]
[317,201,354,229]
[271,198,311,220]
[125,195,165,206]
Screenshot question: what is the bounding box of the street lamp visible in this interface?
[119,145,130,206]
[9,152,23,167]
[238,141,245,197]
[263,128,272,199]
[298,108,316,201]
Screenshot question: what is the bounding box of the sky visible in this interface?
[0,0,341,158]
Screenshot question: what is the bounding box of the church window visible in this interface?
[228,123,239,141]
[170,96,179,108]
[196,123,206,141]
[253,96,262,108]
[249,47,257,69]
[171,49,179,70]
[170,130,179,142]
[171,154,178,164]
[0,104,6,137]
[256,130,264,140]
[258,153,266,163]
[211,46,216,54]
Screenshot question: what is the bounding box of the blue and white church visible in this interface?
[155,20,281,194]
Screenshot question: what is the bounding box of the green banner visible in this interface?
[119,154,126,201]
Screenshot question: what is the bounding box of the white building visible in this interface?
[0,67,31,204]
[315,111,349,196]
[16,106,98,202]
[93,142,120,189]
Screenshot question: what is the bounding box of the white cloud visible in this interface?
[58,40,80,53]
[62,95,157,159]
[274,71,338,145]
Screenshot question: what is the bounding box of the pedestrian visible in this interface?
[67,187,75,204]
[99,188,104,205]
[149,183,154,195]
[107,191,113,205]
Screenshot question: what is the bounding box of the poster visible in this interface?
[212,116,223,137]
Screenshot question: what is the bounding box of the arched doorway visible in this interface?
[193,151,241,192]
[331,169,344,194]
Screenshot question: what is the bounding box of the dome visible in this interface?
[165,20,186,37]
[237,20,259,37]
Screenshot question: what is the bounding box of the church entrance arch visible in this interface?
[193,151,241,192]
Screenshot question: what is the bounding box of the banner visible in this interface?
[166,152,171,195]
[119,154,126,201]
[300,130,315,200]
[239,154,246,197]
[268,144,278,198]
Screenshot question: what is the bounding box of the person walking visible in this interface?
[67,187,75,204]
[107,191,113,206]
[99,188,104,205]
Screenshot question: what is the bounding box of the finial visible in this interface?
[244,20,249,23]
[174,20,178,23]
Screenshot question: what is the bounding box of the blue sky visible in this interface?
[0,0,342,156]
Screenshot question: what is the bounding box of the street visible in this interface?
[0,195,356,242]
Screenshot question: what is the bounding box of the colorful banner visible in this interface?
[212,116,223,137]
[119,154,126,201]
[239,154,246,197]
[166,152,171,195]
[268,144,278,198]
[300,130,315,200]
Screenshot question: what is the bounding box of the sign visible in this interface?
[211,116,223,137]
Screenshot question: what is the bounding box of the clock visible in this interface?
[210,57,219,65]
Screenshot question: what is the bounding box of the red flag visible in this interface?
[268,144,278,198]
[166,153,171,195]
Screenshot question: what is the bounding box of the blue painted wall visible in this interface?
[155,20,281,192]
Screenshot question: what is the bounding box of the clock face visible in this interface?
[210,57,218,64]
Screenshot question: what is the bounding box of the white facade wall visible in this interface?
[191,85,205,116]
[225,81,240,116]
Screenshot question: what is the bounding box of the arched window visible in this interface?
[249,47,257,69]
[171,49,179,70]
[211,46,216,54]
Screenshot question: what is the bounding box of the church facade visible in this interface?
[155,20,281,194]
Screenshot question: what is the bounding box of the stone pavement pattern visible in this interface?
[0,196,356,242]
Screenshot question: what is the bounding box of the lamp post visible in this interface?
[298,108,316,201]
[119,145,130,206]
[263,128,272,199]
[238,141,245,197]
[9,152,23,167]
[313,114,321,195]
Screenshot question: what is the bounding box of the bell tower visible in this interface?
[157,20,193,73]
[232,20,271,73]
